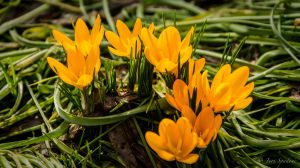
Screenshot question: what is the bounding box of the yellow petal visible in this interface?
[47,57,77,86]
[211,64,231,92]
[165,93,180,111]
[145,132,166,153]
[213,83,232,105]
[197,138,206,148]
[227,66,249,94]
[156,59,177,73]
[236,82,254,100]
[158,27,181,62]
[75,18,90,47]
[181,26,194,49]
[148,23,155,33]
[116,19,131,39]
[180,130,198,157]
[85,47,100,75]
[212,114,222,141]
[194,107,214,135]
[195,58,205,73]
[181,106,196,126]
[66,49,85,77]
[91,15,104,46]
[202,71,211,101]
[173,79,189,110]
[159,118,174,142]
[179,46,192,66]
[165,121,180,153]
[105,31,126,52]
[108,46,128,57]
[76,74,93,88]
[177,154,199,164]
[52,29,73,46]
[132,18,142,36]
[234,97,253,110]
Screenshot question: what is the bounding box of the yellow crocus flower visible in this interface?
[47,46,100,89]
[181,106,222,148]
[105,18,143,58]
[52,15,104,56]
[202,64,254,112]
[140,26,194,75]
[48,16,103,89]
[145,117,199,164]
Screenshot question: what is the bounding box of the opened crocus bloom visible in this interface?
[48,16,103,89]
[181,106,222,148]
[145,117,199,164]
[105,18,149,58]
[140,26,194,75]
[202,64,254,112]
[47,47,100,89]
[52,15,104,56]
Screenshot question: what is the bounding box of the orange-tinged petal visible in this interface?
[165,93,180,111]
[227,66,249,94]
[85,47,100,75]
[197,138,206,148]
[156,150,176,161]
[158,118,174,142]
[148,23,155,33]
[52,29,73,46]
[145,132,166,153]
[165,121,180,153]
[91,15,104,45]
[108,46,128,57]
[212,115,222,141]
[179,46,192,67]
[47,57,77,82]
[181,106,196,126]
[116,19,131,39]
[158,27,181,62]
[76,74,93,88]
[202,71,211,101]
[213,83,232,105]
[180,131,198,157]
[66,49,85,77]
[94,58,101,75]
[181,26,194,49]
[132,18,142,36]
[236,82,254,100]
[173,80,189,110]
[234,97,253,110]
[105,31,126,52]
[177,153,199,164]
[194,107,214,135]
[156,59,177,73]
[75,18,90,47]
[211,64,231,92]
[194,58,205,74]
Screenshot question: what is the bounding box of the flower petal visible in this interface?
[105,31,126,52]
[91,15,104,46]
[181,106,196,126]
[116,19,132,39]
[132,18,142,36]
[177,154,199,164]
[211,64,231,92]
[165,93,180,111]
[76,74,93,88]
[47,57,77,85]
[52,29,73,46]
[234,97,253,110]
[194,107,214,136]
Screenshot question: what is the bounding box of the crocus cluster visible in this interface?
[48,16,254,165]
